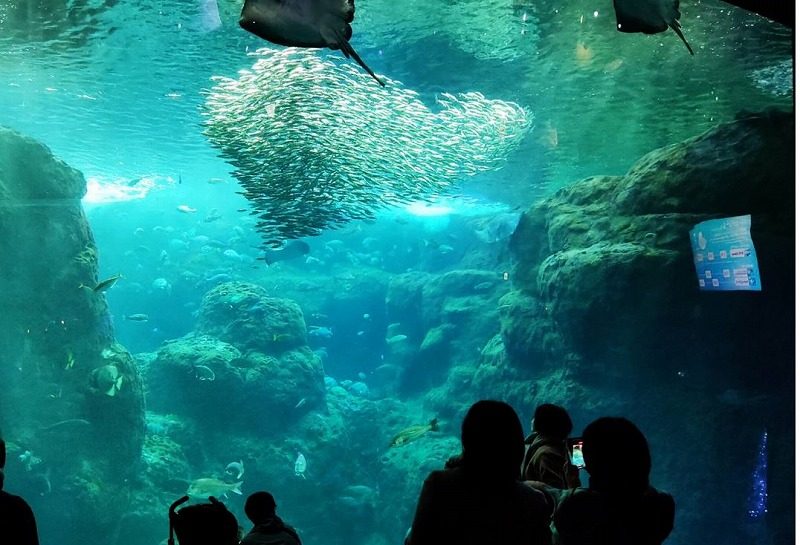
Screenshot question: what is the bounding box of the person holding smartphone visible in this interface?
[553,417,675,545]
[522,404,581,489]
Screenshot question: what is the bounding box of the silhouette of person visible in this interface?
[240,491,302,545]
[553,417,675,545]
[522,403,580,488]
[0,430,40,545]
[170,496,239,545]
[405,400,551,545]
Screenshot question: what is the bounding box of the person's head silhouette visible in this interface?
[244,491,277,525]
[170,497,239,545]
[532,404,573,440]
[460,400,525,481]
[582,417,651,495]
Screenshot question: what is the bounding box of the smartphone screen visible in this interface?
[570,440,585,469]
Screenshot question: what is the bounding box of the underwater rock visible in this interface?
[0,128,146,545]
[498,290,565,369]
[510,110,794,374]
[386,269,507,393]
[196,281,307,353]
[509,110,794,544]
[148,334,325,431]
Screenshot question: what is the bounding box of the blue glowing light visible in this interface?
[747,429,768,519]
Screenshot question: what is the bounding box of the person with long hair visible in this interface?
[405,400,551,545]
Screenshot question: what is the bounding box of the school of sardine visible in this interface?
[202,48,532,246]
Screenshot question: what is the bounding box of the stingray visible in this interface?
[613,0,694,55]
[239,0,385,86]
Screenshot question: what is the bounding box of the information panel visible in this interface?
[689,215,761,291]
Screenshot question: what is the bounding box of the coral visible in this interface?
[147,335,324,432]
[196,281,307,354]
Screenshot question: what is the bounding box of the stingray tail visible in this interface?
[335,33,385,87]
[669,21,694,55]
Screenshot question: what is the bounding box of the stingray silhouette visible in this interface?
[239,0,385,86]
[613,0,694,55]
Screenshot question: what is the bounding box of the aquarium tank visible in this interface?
[0,0,793,544]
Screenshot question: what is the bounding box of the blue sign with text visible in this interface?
[689,215,761,291]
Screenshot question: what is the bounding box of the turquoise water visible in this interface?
[0,0,793,544]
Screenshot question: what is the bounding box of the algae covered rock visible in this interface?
[508,111,794,545]
[510,110,794,379]
[386,269,509,393]
[147,334,325,430]
[196,281,307,353]
[498,290,564,369]
[0,127,146,545]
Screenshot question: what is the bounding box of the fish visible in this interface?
[177,204,197,213]
[294,452,307,478]
[187,478,243,498]
[309,326,334,339]
[90,364,124,396]
[193,365,216,381]
[389,418,438,447]
[239,0,385,86]
[225,460,245,480]
[259,240,311,265]
[612,0,694,55]
[80,273,123,293]
[124,314,150,322]
[202,49,531,246]
[64,351,75,370]
[294,397,308,409]
[385,334,408,345]
[39,419,92,434]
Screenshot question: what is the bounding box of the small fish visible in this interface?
[225,460,245,480]
[64,351,75,370]
[80,273,123,293]
[177,204,197,213]
[385,334,408,345]
[272,333,293,343]
[473,281,494,292]
[309,326,334,339]
[204,209,223,222]
[294,397,308,409]
[124,314,150,322]
[239,0,385,86]
[259,240,311,266]
[613,0,694,55]
[389,418,438,448]
[187,478,243,498]
[193,365,216,381]
[294,452,307,479]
